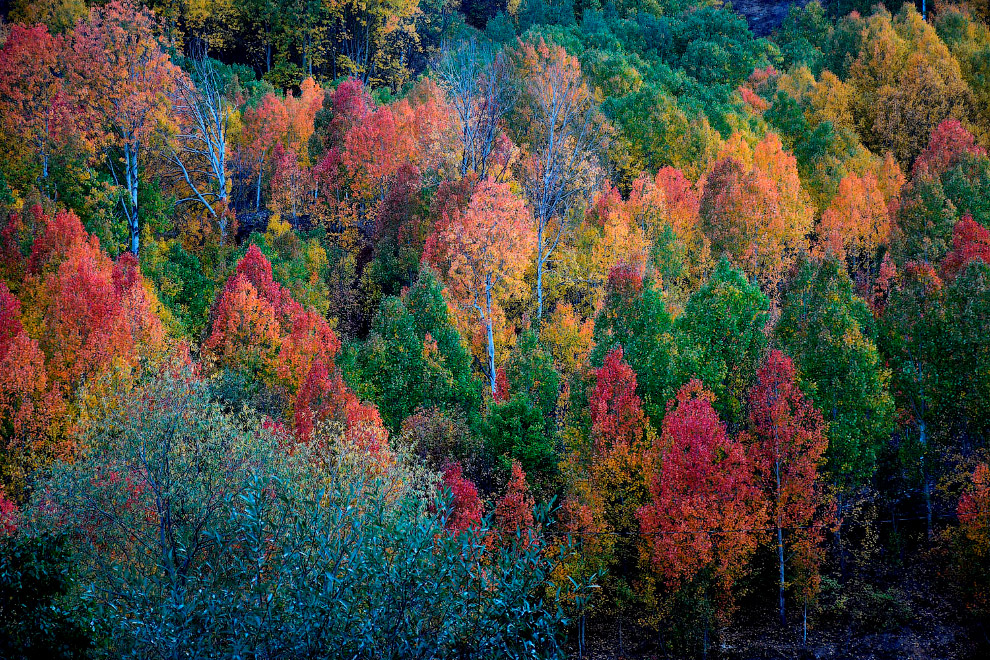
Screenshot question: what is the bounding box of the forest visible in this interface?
[0,0,989,655]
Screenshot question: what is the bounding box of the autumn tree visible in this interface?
[72,0,179,256]
[494,460,536,543]
[848,6,972,165]
[586,347,651,629]
[423,179,535,396]
[591,264,678,423]
[700,133,812,289]
[442,461,483,532]
[239,92,289,211]
[745,350,829,626]
[951,462,990,617]
[637,380,763,635]
[941,215,990,280]
[817,171,896,276]
[0,25,75,189]
[513,38,602,324]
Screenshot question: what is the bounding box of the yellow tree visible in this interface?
[513,38,602,324]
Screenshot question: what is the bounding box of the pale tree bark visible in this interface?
[170,54,232,244]
[435,38,516,182]
[519,47,602,325]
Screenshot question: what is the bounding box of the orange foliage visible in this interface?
[701,133,811,287]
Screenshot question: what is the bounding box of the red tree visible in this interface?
[941,215,990,280]
[441,461,483,532]
[745,350,830,625]
[638,380,763,624]
[495,460,536,542]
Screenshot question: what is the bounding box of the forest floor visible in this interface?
[573,561,984,659]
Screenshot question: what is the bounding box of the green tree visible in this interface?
[777,256,894,491]
[675,258,769,429]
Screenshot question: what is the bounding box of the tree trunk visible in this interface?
[486,281,496,397]
[777,462,786,626]
[536,221,545,327]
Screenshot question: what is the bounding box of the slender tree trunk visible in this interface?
[124,140,140,256]
[486,280,496,397]
[536,220,544,326]
[777,462,786,626]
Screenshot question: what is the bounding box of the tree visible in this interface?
[586,347,651,629]
[591,264,678,423]
[848,6,972,165]
[73,0,179,256]
[0,25,75,189]
[637,380,762,632]
[777,255,894,492]
[423,179,534,396]
[952,462,990,617]
[941,215,990,280]
[494,460,536,542]
[880,261,945,539]
[441,461,483,532]
[239,93,289,211]
[170,55,235,243]
[24,208,167,394]
[745,350,829,627]
[675,258,770,429]
[435,38,516,181]
[817,172,894,276]
[513,38,602,324]
[700,133,812,289]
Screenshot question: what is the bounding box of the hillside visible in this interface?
[1,0,990,657]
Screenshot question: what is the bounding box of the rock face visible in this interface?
[731,0,811,36]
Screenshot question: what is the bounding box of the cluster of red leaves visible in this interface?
[441,461,483,532]
[638,380,762,619]
[207,245,389,460]
[941,214,990,280]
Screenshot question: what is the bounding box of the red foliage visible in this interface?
[912,119,986,181]
[26,209,164,391]
[941,215,990,280]
[495,460,536,539]
[589,347,645,454]
[605,263,644,301]
[746,350,830,602]
[638,380,762,617]
[442,461,483,532]
[204,273,282,376]
[293,360,390,460]
[0,281,23,360]
[0,491,17,536]
[494,366,510,402]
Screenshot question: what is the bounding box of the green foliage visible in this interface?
[675,258,769,428]
[777,256,894,489]
[38,366,583,658]
[352,267,482,431]
[142,238,214,337]
[484,392,559,495]
[591,272,678,423]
